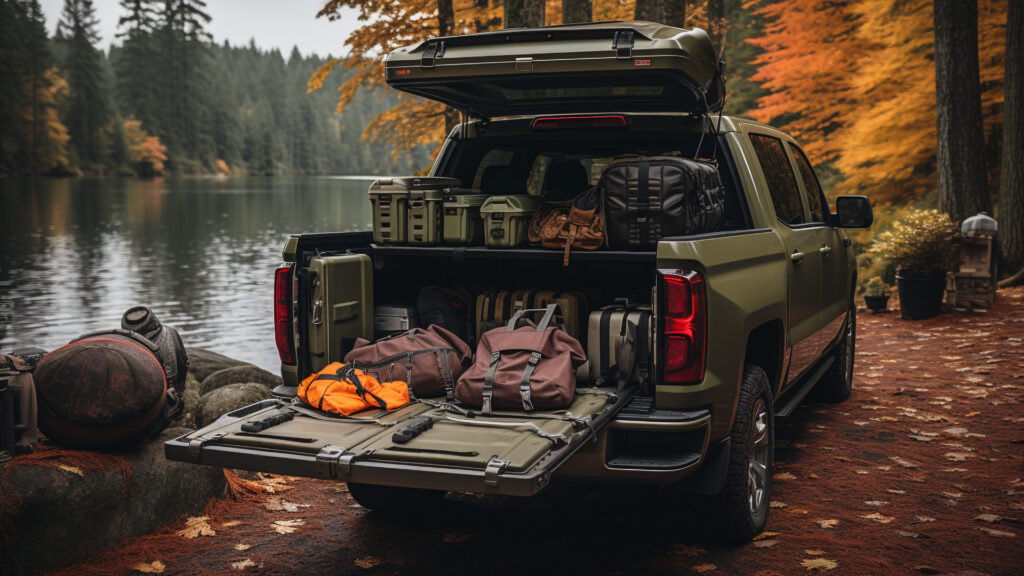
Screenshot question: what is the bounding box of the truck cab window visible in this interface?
[791,145,825,223]
[749,133,805,226]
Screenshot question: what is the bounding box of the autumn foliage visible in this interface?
[123,116,168,175]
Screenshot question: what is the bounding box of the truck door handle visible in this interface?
[791,251,805,263]
[819,245,832,256]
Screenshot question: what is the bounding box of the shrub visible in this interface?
[867,209,957,274]
[863,276,889,298]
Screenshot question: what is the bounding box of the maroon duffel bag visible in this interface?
[456,304,586,413]
[344,325,472,400]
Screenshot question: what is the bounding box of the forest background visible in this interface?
[0,0,1019,275]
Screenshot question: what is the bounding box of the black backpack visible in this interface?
[417,286,473,345]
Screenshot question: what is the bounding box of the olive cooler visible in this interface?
[480,195,542,248]
[408,188,446,245]
[442,191,490,245]
[369,177,460,245]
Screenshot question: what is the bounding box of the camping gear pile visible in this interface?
[1,306,190,452]
[369,156,726,263]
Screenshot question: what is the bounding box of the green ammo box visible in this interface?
[442,190,490,245]
[370,177,460,244]
[480,195,542,248]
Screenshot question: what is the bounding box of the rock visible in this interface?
[0,427,225,574]
[170,372,203,429]
[201,365,282,396]
[185,348,248,382]
[196,382,273,427]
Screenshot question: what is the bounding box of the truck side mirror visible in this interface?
[834,195,873,228]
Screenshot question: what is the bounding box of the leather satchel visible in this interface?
[533,188,605,266]
[344,325,472,401]
[455,304,586,413]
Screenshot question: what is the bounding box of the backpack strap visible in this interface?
[518,351,541,411]
[482,351,501,414]
[505,303,560,332]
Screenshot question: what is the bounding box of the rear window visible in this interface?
[749,134,805,226]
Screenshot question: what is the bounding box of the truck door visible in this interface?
[747,133,823,386]
[790,144,849,349]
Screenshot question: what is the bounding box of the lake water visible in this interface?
[0,176,376,372]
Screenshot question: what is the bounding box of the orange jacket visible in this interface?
[298,362,410,416]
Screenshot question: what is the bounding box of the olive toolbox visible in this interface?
[442,190,490,245]
[369,177,460,244]
[479,195,542,248]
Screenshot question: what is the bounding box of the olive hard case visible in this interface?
[480,195,542,248]
[442,191,489,245]
[369,177,460,245]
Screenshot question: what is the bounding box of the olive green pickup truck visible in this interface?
[166,21,872,541]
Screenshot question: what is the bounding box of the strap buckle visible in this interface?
[188,432,226,460]
[612,30,634,59]
[316,445,374,479]
[484,456,509,487]
[421,40,445,69]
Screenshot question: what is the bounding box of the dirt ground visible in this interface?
[44,288,1024,576]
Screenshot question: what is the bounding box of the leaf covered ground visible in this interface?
[46,288,1024,576]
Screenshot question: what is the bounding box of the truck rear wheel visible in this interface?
[346,482,446,513]
[712,364,774,543]
[814,300,856,403]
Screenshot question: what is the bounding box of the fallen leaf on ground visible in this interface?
[753,539,778,548]
[271,519,304,535]
[443,532,473,544]
[946,452,973,462]
[859,513,895,524]
[132,560,165,573]
[890,457,920,469]
[57,464,85,477]
[809,473,819,479]
[770,501,788,508]
[231,559,256,570]
[975,527,1016,538]
[692,564,716,573]
[864,501,888,506]
[354,556,382,569]
[913,515,937,523]
[177,517,215,538]
[265,498,310,513]
[815,519,839,529]
[887,489,907,494]
[1009,502,1024,511]
[804,550,825,555]
[775,472,797,481]
[801,558,838,571]
[234,543,251,551]
[220,521,241,528]
[753,532,780,541]
[965,411,981,417]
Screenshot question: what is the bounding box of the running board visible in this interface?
[774,356,834,418]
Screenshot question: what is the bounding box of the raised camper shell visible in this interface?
[384,21,724,118]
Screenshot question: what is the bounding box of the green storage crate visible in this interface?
[369,177,460,244]
[480,195,542,248]
[408,188,445,245]
[442,190,489,245]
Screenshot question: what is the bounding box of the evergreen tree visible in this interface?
[114,0,159,130]
[635,0,685,28]
[56,0,110,166]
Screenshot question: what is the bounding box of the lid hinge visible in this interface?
[421,40,445,69]
[612,30,634,59]
[188,432,226,461]
[316,445,374,479]
[484,456,510,487]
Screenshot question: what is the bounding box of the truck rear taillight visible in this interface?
[274,263,296,365]
[661,270,706,384]
[531,115,628,130]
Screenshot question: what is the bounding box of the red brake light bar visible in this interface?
[531,115,629,130]
[274,263,296,365]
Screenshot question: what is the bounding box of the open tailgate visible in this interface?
[165,387,633,496]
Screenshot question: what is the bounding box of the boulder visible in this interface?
[169,372,203,430]
[185,348,248,382]
[196,382,272,428]
[0,427,225,574]
[201,365,282,396]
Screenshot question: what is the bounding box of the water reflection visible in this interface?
[0,176,374,371]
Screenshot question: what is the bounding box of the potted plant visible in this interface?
[868,209,956,320]
[862,276,891,312]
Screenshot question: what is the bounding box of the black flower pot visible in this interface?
[895,270,946,320]
[864,295,890,313]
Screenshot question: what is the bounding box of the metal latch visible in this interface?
[311,300,323,326]
[188,432,226,460]
[421,40,445,69]
[316,445,373,479]
[515,57,533,72]
[612,30,634,59]
[484,456,509,487]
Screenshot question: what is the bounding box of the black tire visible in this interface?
[346,482,446,514]
[814,299,856,403]
[712,365,774,544]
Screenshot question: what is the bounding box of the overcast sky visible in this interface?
[38,0,362,58]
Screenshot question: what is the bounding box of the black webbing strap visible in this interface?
[405,352,416,400]
[344,370,389,411]
[638,163,650,246]
[519,351,542,411]
[313,365,348,411]
[482,351,501,414]
[638,311,650,372]
[436,350,455,402]
[598,307,614,384]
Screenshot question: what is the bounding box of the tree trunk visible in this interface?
[562,0,591,24]
[504,0,545,29]
[933,0,991,225]
[999,0,1024,273]
[706,0,725,46]
[634,0,685,28]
